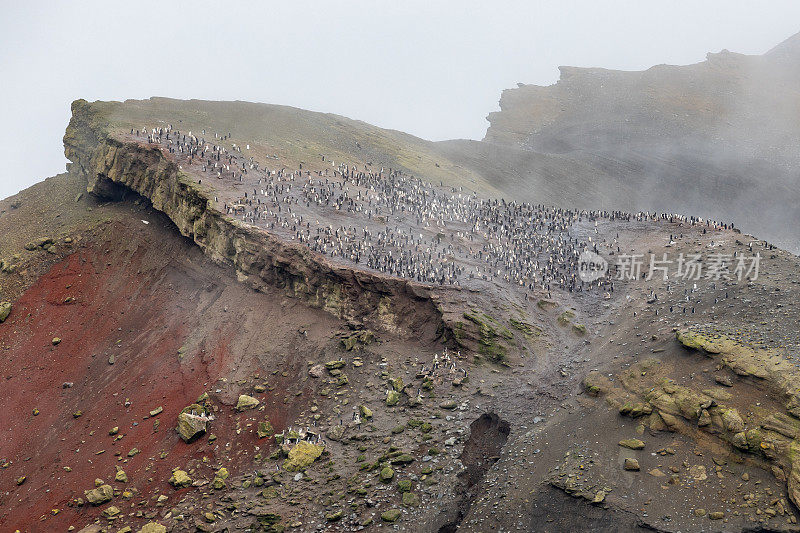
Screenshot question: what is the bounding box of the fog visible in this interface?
[1,0,799,200]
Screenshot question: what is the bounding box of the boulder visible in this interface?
[137,523,167,533]
[389,377,404,392]
[235,394,260,411]
[84,484,113,505]
[732,432,749,450]
[177,404,208,442]
[102,506,121,518]
[623,458,640,471]
[381,509,402,522]
[390,454,415,465]
[169,469,192,488]
[618,439,645,450]
[721,408,745,433]
[386,390,400,406]
[0,302,11,323]
[283,440,325,472]
[327,424,346,442]
[402,492,420,507]
[257,420,274,439]
[308,364,325,378]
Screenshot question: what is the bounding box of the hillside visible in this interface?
[0,95,799,533]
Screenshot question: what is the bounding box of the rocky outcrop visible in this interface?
[587,330,800,510]
[63,99,450,339]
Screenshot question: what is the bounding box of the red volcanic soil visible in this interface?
[0,207,341,532]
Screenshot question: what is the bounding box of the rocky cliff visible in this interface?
[63,99,448,341]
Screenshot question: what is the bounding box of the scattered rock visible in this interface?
[102,506,120,519]
[690,465,708,481]
[381,509,402,522]
[623,458,640,471]
[618,438,645,450]
[386,390,400,406]
[325,360,345,370]
[235,394,260,411]
[326,424,346,442]
[402,492,420,507]
[257,420,274,439]
[714,375,733,387]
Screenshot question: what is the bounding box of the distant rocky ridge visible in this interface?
[469,31,800,254]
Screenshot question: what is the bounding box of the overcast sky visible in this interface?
[1,1,798,200]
